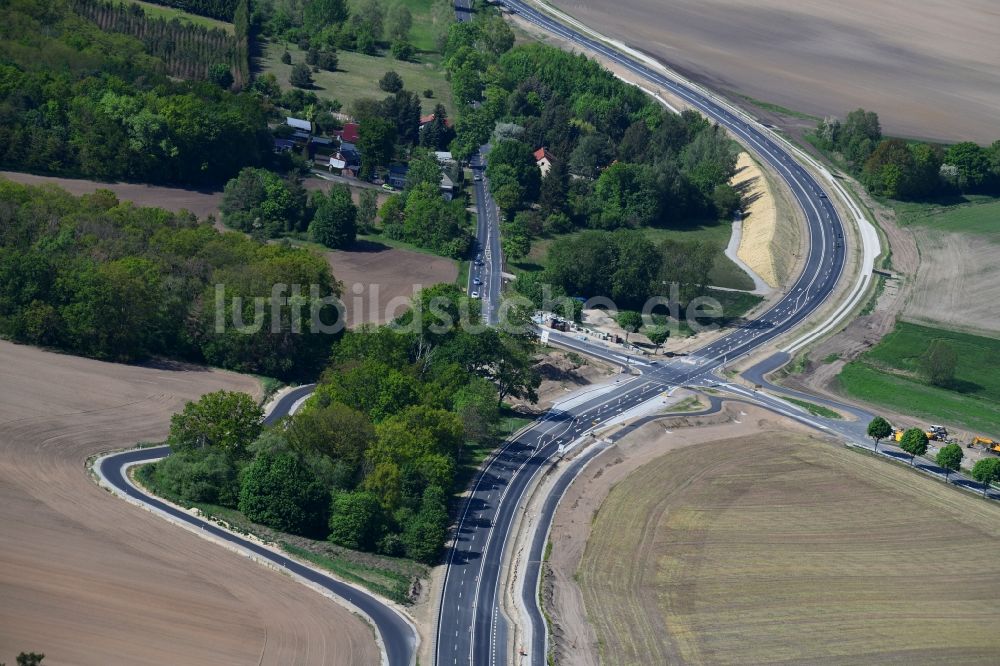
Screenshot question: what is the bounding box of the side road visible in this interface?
[91,409,419,666]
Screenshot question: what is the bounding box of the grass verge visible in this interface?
[784,396,841,419]
[281,542,416,605]
[134,463,425,603]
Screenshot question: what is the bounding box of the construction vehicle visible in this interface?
[893,425,948,442]
[971,436,1000,455]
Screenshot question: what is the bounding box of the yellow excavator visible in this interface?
[971,436,1000,455]
[894,425,948,442]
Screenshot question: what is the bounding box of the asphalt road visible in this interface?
[433,2,857,664]
[468,148,504,325]
[739,354,999,500]
[96,392,418,666]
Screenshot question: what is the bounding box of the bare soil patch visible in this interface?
[549,0,1000,143]
[326,241,458,327]
[547,410,1000,665]
[0,341,378,665]
[1,171,224,218]
[904,228,1000,336]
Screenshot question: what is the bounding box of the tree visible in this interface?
[168,391,263,458]
[569,134,613,178]
[617,310,643,343]
[357,188,378,233]
[209,63,234,89]
[12,653,44,666]
[328,490,383,550]
[401,485,449,563]
[287,402,374,473]
[866,416,893,452]
[357,117,396,179]
[971,458,1000,497]
[305,0,349,32]
[221,168,309,237]
[239,451,329,536]
[290,63,314,89]
[310,186,357,249]
[646,326,670,353]
[491,334,541,407]
[281,51,292,65]
[935,443,963,480]
[379,70,404,93]
[386,4,412,41]
[944,142,992,192]
[150,448,242,507]
[899,427,929,465]
[391,40,414,61]
[921,340,957,387]
[405,150,443,191]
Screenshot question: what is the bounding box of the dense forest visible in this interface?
[437,14,740,309]
[72,0,249,87]
[0,180,341,380]
[0,0,267,185]
[141,285,541,562]
[813,109,1000,200]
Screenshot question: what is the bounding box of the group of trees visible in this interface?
[255,0,436,63]
[0,0,269,186]
[866,416,1000,496]
[144,285,541,562]
[513,230,717,310]
[219,167,359,248]
[376,150,472,257]
[0,181,341,379]
[440,17,741,269]
[72,0,248,87]
[221,167,310,237]
[814,109,1000,200]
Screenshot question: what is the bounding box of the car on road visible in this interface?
[381,183,394,192]
[473,277,481,285]
[471,291,480,298]
[474,174,482,182]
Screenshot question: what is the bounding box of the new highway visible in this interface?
[433,1,857,665]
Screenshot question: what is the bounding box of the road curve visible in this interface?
[433,2,858,665]
[95,392,418,666]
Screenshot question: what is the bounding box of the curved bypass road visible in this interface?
[95,385,418,666]
[434,2,857,665]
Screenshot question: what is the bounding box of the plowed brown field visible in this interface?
[550,0,1000,142]
[0,341,378,665]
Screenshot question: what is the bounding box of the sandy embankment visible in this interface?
[0,341,378,665]
[729,152,797,289]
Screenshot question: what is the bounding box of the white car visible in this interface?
[473,277,482,285]
[471,291,480,299]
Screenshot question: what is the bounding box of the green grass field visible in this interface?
[838,321,1000,434]
[510,221,756,292]
[347,0,453,53]
[259,40,454,116]
[128,0,234,32]
[891,195,1000,237]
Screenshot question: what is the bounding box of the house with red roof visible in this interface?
[533,147,555,177]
